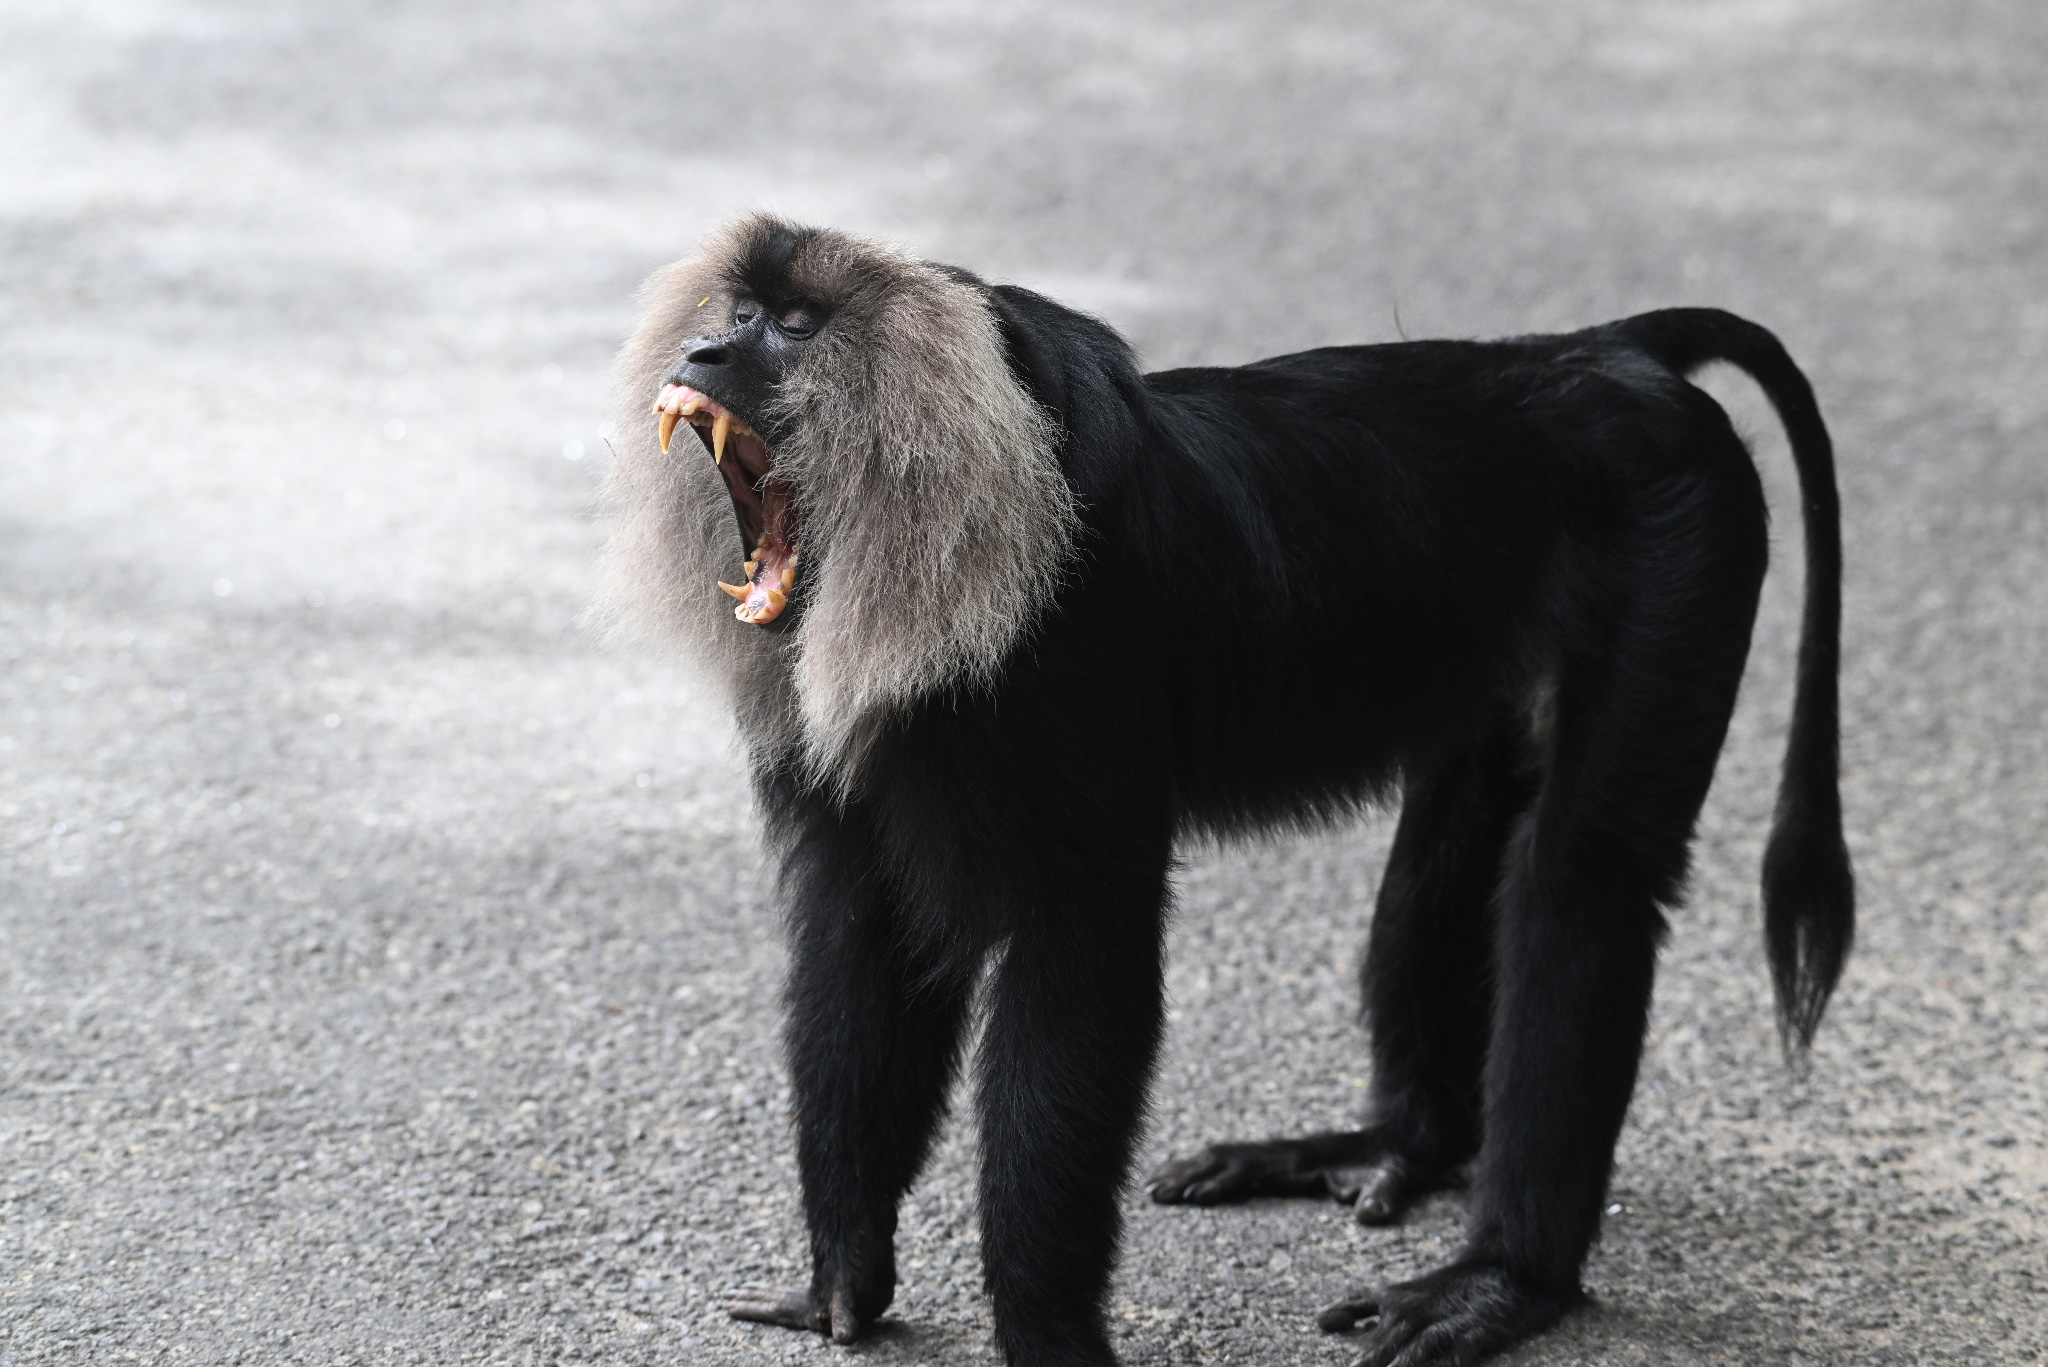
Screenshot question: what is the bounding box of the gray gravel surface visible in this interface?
[3,1,2045,1363]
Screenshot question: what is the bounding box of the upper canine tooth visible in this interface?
[658,411,679,452]
[711,412,731,465]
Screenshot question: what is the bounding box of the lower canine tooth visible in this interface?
[717,581,748,601]
[658,411,679,452]
[711,412,731,465]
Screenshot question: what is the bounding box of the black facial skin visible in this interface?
[662,296,827,444]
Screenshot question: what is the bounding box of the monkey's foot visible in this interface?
[727,1282,874,1345]
[1315,1262,1578,1367]
[1145,1129,1452,1224]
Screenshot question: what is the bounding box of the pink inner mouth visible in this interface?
[652,383,798,626]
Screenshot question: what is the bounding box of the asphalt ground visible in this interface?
[2,1,2045,1363]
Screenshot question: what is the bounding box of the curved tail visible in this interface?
[1612,308,1856,1050]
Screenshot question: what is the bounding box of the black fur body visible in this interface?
[619,231,1854,1367]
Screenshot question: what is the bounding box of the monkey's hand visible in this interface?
[726,1280,871,1344]
[727,1238,896,1346]
[1314,1261,1578,1367]
[1145,1128,1452,1224]
[727,1284,836,1337]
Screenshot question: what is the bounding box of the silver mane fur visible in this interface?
[600,215,1078,793]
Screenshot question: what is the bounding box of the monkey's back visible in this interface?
[1082,336,1766,835]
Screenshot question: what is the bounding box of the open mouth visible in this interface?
[651,383,798,627]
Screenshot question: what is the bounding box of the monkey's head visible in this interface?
[603,215,1078,790]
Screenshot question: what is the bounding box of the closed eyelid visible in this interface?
[774,304,825,336]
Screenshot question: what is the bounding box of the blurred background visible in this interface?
[2,1,2044,1362]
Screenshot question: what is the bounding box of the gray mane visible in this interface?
[598,215,1078,795]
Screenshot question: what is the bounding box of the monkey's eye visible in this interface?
[732,299,762,327]
[775,303,824,339]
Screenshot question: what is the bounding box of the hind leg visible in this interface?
[1322,535,1765,1364]
[1149,722,1534,1224]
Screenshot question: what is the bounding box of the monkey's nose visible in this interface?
[681,336,732,368]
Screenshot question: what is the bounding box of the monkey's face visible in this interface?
[652,296,828,627]
[608,215,1075,787]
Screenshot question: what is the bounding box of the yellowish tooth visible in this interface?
[711,412,731,465]
[743,559,758,578]
[679,393,702,417]
[780,567,795,591]
[717,581,748,601]
[763,586,787,611]
[658,411,679,452]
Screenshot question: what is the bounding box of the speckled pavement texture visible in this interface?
[2,1,2044,1363]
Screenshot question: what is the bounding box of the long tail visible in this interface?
[1611,307,1856,1050]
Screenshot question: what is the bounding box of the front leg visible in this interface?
[725,781,972,1344]
[727,1211,896,1343]
[977,848,1173,1367]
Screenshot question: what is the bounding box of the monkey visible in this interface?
[600,213,1854,1367]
